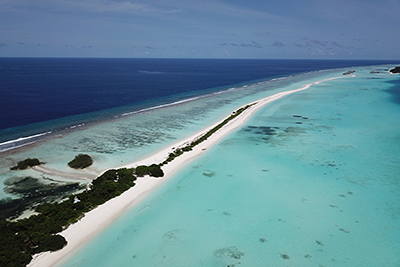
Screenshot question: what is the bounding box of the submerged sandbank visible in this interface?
[28,75,346,267]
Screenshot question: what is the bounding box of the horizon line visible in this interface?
[0,57,399,61]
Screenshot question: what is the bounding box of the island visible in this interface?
[10,158,43,170]
[389,67,400,73]
[67,154,93,169]
[343,70,355,75]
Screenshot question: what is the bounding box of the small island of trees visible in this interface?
[343,70,355,75]
[10,158,42,170]
[68,154,93,169]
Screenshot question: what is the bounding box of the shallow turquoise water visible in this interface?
[59,66,400,267]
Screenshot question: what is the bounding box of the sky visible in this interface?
[0,0,399,59]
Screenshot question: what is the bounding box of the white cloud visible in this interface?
[303,37,328,47]
[77,1,183,15]
[0,0,183,16]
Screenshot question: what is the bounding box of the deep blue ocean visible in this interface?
[0,58,398,148]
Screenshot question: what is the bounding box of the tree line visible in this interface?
[0,104,252,266]
[0,166,163,267]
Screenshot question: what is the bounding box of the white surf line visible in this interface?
[28,75,346,267]
[0,132,52,147]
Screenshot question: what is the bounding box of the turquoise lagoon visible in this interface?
[58,66,400,267]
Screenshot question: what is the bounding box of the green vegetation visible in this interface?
[0,167,137,267]
[0,103,253,266]
[161,104,253,165]
[134,164,164,177]
[10,158,42,170]
[68,154,93,169]
[1,178,81,221]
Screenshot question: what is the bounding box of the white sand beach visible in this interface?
[28,76,343,267]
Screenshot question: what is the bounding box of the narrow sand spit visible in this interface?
[32,165,97,181]
[28,76,344,267]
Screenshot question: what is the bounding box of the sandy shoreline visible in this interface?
[28,76,343,267]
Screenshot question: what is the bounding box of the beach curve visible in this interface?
[28,75,346,267]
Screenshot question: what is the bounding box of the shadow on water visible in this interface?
[387,78,400,106]
[0,177,82,220]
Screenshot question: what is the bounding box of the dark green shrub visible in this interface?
[148,164,164,177]
[68,154,93,169]
[134,165,149,177]
[134,164,164,177]
[10,158,42,170]
[35,234,67,252]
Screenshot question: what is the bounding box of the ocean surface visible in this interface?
[1,59,397,145]
[2,59,396,200]
[1,59,400,266]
